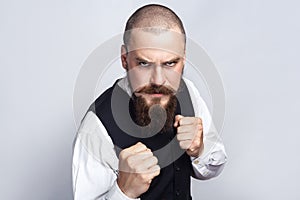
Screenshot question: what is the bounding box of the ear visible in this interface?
[121,45,128,70]
[183,51,186,65]
[182,50,186,70]
[182,52,186,72]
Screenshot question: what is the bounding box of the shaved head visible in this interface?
[120,5,187,131]
[123,4,186,47]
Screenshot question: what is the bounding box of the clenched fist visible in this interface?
[117,142,160,198]
[174,115,204,157]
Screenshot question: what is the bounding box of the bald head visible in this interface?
[123,4,186,47]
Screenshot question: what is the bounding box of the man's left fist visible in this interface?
[174,115,204,157]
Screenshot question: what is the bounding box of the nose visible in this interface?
[150,65,166,85]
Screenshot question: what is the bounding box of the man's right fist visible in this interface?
[117,142,160,198]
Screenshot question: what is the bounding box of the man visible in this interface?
[72,4,227,200]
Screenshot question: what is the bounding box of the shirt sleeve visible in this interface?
[183,78,228,180]
[72,112,140,200]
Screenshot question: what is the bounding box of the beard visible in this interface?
[130,84,177,134]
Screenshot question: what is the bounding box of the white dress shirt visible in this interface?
[72,77,227,200]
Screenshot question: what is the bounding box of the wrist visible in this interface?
[117,178,138,199]
[187,143,204,157]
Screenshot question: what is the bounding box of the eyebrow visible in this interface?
[135,57,153,63]
[135,57,181,63]
[163,57,181,64]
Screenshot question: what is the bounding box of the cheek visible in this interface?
[164,66,183,91]
[127,67,151,91]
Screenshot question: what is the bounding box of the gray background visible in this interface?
[1,0,299,199]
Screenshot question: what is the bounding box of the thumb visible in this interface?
[174,115,184,127]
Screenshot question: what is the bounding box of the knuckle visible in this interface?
[198,124,203,130]
[119,151,125,159]
[155,168,161,176]
[136,142,144,148]
[156,165,161,172]
[177,126,182,133]
[139,143,147,149]
[140,173,148,180]
[119,149,128,158]
[193,118,198,125]
[179,141,186,149]
[152,156,158,164]
[197,117,202,124]
[179,118,183,125]
[126,156,135,167]
[147,150,153,156]
[155,164,160,170]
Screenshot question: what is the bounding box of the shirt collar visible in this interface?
[117,75,133,97]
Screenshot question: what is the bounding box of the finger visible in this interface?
[177,124,196,134]
[134,159,159,174]
[180,117,202,126]
[176,132,194,141]
[197,123,203,131]
[179,140,192,150]
[134,149,154,160]
[142,155,158,169]
[126,150,153,164]
[140,165,160,184]
[133,154,158,173]
[173,115,184,127]
[121,151,151,173]
[188,131,203,151]
[120,142,149,159]
[128,142,149,153]
[188,143,198,152]
[189,138,199,150]
[186,148,197,155]
[147,165,160,177]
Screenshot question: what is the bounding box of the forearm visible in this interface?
[72,137,140,200]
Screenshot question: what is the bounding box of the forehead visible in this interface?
[127,28,185,57]
[129,48,182,62]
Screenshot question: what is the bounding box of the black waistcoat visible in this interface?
[90,78,195,200]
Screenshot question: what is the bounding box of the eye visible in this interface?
[165,61,177,67]
[138,61,149,67]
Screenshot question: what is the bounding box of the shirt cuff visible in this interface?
[105,180,140,200]
[190,150,227,179]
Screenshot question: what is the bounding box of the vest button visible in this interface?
[175,166,180,171]
[176,189,180,196]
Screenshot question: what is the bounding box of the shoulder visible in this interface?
[182,77,198,94]
[182,77,207,117]
[92,77,130,112]
[92,85,114,112]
